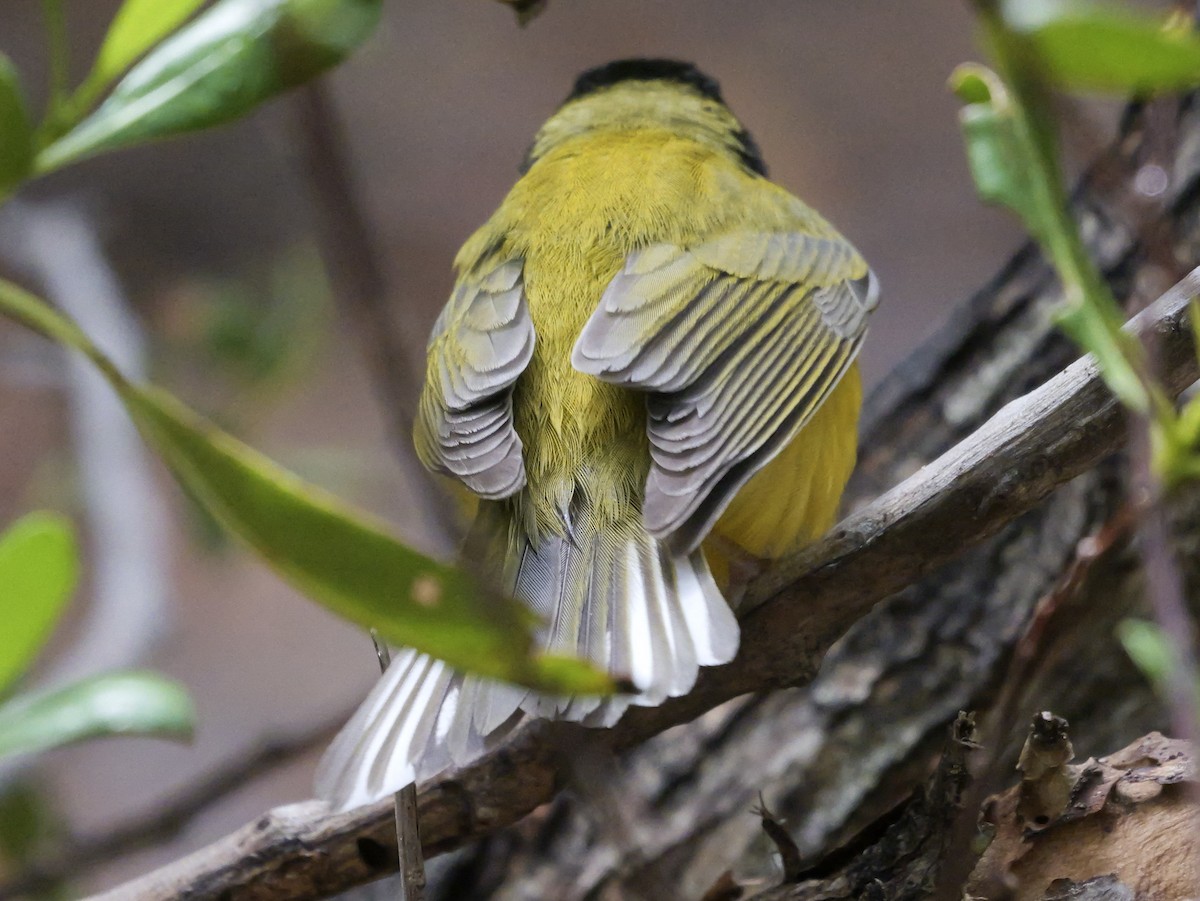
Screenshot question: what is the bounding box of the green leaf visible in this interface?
[0,53,34,200]
[73,0,208,117]
[1117,619,1173,687]
[0,671,193,761]
[0,513,77,697]
[950,65,1047,240]
[36,0,382,172]
[951,60,1150,412]
[1002,0,1200,94]
[1055,300,1148,413]
[1151,378,1200,489]
[1190,299,1200,366]
[91,0,208,90]
[0,278,613,696]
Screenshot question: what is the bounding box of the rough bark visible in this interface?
[966,727,1199,900]
[734,722,1199,901]
[422,97,1200,901]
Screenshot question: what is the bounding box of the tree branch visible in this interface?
[85,268,1200,901]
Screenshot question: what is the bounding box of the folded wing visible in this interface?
[572,230,878,553]
[415,258,534,499]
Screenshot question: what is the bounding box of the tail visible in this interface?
[315,507,739,810]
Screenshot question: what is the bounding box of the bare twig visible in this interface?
[0,707,353,900]
[83,269,1200,901]
[371,632,426,901]
[290,82,457,557]
[1123,91,1200,893]
[394,785,424,899]
[291,84,409,421]
[1128,419,1200,901]
[1131,424,1200,746]
[1118,83,1200,768]
[753,796,804,883]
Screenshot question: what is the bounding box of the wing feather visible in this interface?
[416,258,534,499]
[573,230,878,553]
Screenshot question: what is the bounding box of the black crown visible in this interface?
[566,58,725,105]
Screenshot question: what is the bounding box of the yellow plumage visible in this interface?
[429,115,865,575]
[446,90,866,569]
[707,364,861,583]
[317,59,877,810]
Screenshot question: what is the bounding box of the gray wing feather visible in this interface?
[416,258,534,499]
[572,233,878,553]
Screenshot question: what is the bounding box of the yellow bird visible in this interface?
[317,59,878,809]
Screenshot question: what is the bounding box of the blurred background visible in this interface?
[0,0,1036,894]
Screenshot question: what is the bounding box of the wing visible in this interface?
[572,231,878,553]
[415,258,535,499]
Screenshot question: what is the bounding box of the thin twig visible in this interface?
[1130,421,1200,745]
[1129,134,1200,744]
[1127,416,1200,901]
[290,85,408,417]
[290,81,458,557]
[38,0,69,111]
[81,268,1200,901]
[372,631,426,901]
[0,708,354,900]
[394,786,424,899]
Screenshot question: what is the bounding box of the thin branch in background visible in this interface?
[0,203,171,692]
[1125,411,1200,901]
[393,786,424,900]
[371,631,426,901]
[1128,93,1200,747]
[37,0,68,110]
[290,81,458,557]
[0,706,354,900]
[1130,417,1200,745]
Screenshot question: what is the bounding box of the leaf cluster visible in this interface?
[954,0,1200,485]
[0,513,193,764]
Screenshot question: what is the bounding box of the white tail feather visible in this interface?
[316,515,738,811]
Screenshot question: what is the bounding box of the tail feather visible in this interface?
[316,651,456,809]
[465,676,527,737]
[316,509,738,810]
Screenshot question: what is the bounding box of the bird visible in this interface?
[316,58,878,810]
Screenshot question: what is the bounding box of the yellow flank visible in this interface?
[437,79,864,561]
[706,364,861,567]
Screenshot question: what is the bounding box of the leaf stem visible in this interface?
[38,0,69,117]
